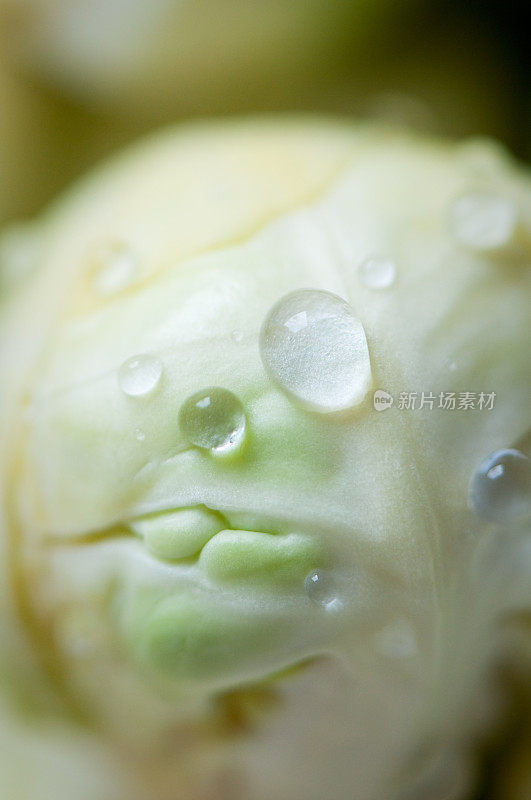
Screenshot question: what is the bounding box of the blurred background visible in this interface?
[0,2,529,798]
[0,0,529,228]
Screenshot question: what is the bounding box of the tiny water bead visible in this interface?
[118,354,163,397]
[179,387,246,453]
[259,289,372,413]
[469,449,531,522]
[357,255,396,289]
[304,570,341,611]
[449,192,518,251]
[446,358,458,373]
[92,242,138,295]
[373,619,418,659]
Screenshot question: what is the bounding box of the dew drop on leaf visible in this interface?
[93,242,138,295]
[373,619,418,658]
[449,192,518,251]
[304,570,341,611]
[357,255,396,289]
[118,354,163,397]
[179,387,246,453]
[259,289,372,413]
[468,448,531,522]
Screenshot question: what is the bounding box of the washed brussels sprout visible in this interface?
[0,119,530,800]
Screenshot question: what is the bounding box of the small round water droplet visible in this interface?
[259,289,372,413]
[135,428,146,441]
[469,449,530,522]
[179,387,246,453]
[93,242,138,295]
[118,354,163,398]
[357,255,396,289]
[231,329,243,343]
[374,619,418,658]
[304,570,341,610]
[450,192,518,251]
[457,138,508,177]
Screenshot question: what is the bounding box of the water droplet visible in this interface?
[450,192,518,251]
[231,329,243,343]
[469,449,530,522]
[357,255,396,289]
[93,242,138,295]
[135,428,146,441]
[304,570,341,611]
[179,387,246,453]
[374,619,418,658]
[118,354,163,397]
[259,289,372,413]
[457,138,508,177]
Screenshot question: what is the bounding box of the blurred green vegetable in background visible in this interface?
[0,1,529,226]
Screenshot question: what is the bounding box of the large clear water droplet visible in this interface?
[93,242,138,295]
[259,289,372,413]
[450,192,518,251]
[469,449,530,522]
[179,387,246,453]
[118,354,163,397]
[304,570,341,611]
[357,255,396,289]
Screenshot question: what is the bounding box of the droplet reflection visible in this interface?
[179,387,246,453]
[259,289,372,413]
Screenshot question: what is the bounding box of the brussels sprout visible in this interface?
[0,119,530,800]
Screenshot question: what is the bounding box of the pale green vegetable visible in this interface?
[0,118,530,800]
